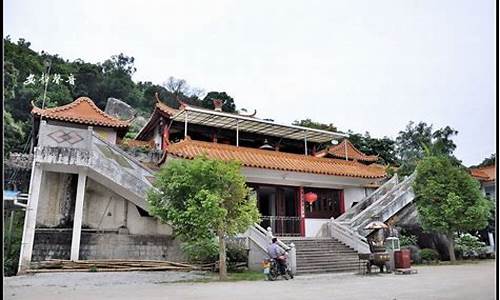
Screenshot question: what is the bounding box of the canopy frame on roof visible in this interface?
[171,105,347,155]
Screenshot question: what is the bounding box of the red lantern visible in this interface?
[304,192,318,205]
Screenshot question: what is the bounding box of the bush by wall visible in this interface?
[420,248,440,263]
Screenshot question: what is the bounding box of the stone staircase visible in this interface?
[282,238,361,274]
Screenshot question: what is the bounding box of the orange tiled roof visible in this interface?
[32,97,131,128]
[156,100,179,116]
[315,139,378,162]
[120,139,154,149]
[166,139,386,179]
[470,164,496,182]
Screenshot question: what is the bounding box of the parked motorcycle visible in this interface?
[263,251,294,281]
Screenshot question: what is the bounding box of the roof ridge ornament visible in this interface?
[212,99,223,112]
[238,108,257,117]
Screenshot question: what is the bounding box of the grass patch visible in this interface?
[165,271,267,284]
[225,271,266,281]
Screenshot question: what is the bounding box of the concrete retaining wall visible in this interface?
[32,230,184,262]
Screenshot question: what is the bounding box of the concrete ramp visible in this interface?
[34,122,155,210]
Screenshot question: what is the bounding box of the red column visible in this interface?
[162,126,170,150]
[299,186,305,237]
[339,190,345,215]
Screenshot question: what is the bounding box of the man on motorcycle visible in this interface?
[267,237,287,274]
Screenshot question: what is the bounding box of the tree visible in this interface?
[396,121,459,176]
[292,119,398,165]
[292,119,337,132]
[4,111,26,153]
[147,156,260,279]
[96,53,139,108]
[413,155,492,262]
[347,131,397,165]
[472,154,496,168]
[201,91,236,113]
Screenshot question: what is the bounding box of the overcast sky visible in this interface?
[4,0,496,166]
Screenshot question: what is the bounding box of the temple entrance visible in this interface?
[304,187,344,219]
[251,184,301,236]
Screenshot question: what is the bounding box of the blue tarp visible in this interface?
[3,190,20,201]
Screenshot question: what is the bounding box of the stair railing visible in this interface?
[328,218,370,254]
[337,174,399,222]
[354,172,417,236]
[245,223,296,273]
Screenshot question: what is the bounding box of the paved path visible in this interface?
[4,260,496,300]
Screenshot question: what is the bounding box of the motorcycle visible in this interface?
[263,251,294,281]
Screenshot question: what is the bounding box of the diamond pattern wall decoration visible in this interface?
[48,130,84,145]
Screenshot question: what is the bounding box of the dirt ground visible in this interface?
[3,260,496,300]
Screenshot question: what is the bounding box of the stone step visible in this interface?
[297,265,359,274]
[292,244,349,249]
[297,261,360,269]
[292,243,347,247]
[291,243,352,249]
[298,262,360,269]
[296,255,359,261]
[285,240,346,244]
[296,249,356,255]
[296,259,360,266]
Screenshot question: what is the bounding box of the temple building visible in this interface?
[134,95,387,236]
[20,95,417,274]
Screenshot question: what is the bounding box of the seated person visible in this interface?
[267,237,286,274]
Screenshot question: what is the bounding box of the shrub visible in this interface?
[181,238,219,264]
[406,245,422,264]
[454,233,487,258]
[420,248,440,262]
[181,239,249,268]
[3,211,25,276]
[399,233,418,248]
[226,243,248,264]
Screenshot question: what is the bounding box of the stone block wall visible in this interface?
[32,229,184,262]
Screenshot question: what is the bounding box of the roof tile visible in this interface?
[470,165,496,182]
[32,97,130,128]
[166,139,386,179]
[316,139,379,162]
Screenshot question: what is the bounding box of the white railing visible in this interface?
[328,219,370,254]
[34,121,156,210]
[337,174,399,222]
[347,177,404,227]
[245,223,296,274]
[354,173,416,236]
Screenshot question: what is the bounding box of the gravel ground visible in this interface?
[3,270,209,288]
[3,260,496,300]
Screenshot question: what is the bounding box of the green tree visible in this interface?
[472,154,495,168]
[396,121,459,176]
[413,155,492,261]
[201,91,236,113]
[4,111,26,153]
[292,119,337,132]
[147,156,260,279]
[347,131,397,165]
[96,53,140,108]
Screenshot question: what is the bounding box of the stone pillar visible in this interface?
[70,169,87,261]
[289,243,297,274]
[18,163,43,273]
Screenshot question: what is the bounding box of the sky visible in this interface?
[4,0,496,166]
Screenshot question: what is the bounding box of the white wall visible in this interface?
[94,127,117,144]
[36,171,62,226]
[343,187,367,210]
[305,218,329,237]
[242,167,375,189]
[36,175,172,236]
